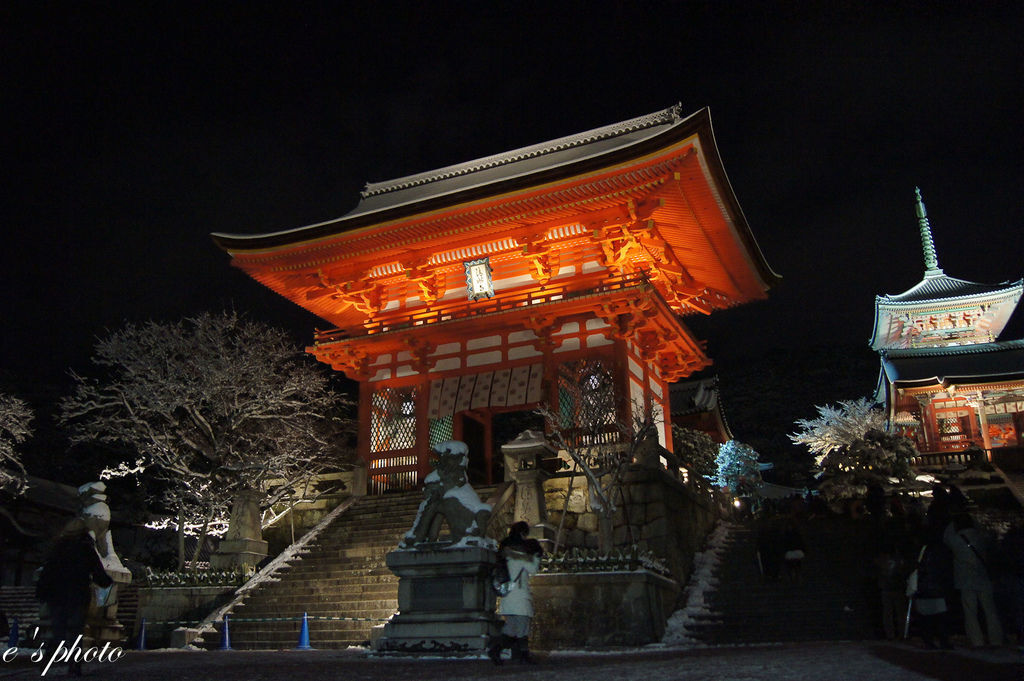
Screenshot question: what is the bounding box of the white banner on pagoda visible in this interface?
[985,401,1023,414]
[490,369,511,407]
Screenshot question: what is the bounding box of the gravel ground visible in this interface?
[1,642,1020,681]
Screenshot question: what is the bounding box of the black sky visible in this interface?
[3,2,1023,423]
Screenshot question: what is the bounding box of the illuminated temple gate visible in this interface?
[213,106,778,492]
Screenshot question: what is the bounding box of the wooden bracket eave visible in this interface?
[401,337,437,374]
[309,344,370,380]
[525,313,568,354]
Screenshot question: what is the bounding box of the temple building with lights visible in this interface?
[871,189,1024,461]
[213,105,778,492]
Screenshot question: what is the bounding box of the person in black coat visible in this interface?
[781,519,806,582]
[910,531,955,650]
[35,518,112,676]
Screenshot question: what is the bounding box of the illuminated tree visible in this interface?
[711,440,761,495]
[789,397,886,466]
[816,428,916,502]
[0,392,33,497]
[61,311,355,568]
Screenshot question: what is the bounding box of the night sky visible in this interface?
[3,3,1023,449]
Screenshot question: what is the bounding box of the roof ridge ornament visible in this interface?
[359,104,686,199]
[915,187,943,276]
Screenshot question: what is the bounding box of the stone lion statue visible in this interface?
[399,441,493,549]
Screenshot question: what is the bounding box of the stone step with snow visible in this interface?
[662,515,879,646]
[195,491,427,649]
[195,486,499,650]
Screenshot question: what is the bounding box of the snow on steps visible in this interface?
[194,492,419,649]
[664,515,878,646]
[197,487,498,650]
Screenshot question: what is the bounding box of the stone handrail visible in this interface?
[482,480,515,538]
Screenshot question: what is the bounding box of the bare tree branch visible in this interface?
[0,391,34,497]
[60,312,357,565]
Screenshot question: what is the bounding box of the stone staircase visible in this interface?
[995,467,1024,508]
[2,583,139,646]
[116,583,139,641]
[686,516,880,644]
[198,490,451,650]
[0,586,40,644]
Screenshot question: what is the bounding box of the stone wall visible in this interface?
[542,463,718,584]
[136,586,236,648]
[530,570,680,648]
[620,466,719,583]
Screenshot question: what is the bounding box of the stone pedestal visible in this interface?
[211,490,269,569]
[85,570,132,645]
[373,546,501,656]
[210,537,269,569]
[530,570,680,649]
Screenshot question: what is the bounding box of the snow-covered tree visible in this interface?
[817,428,916,502]
[711,440,761,495]
[0,392,34,497]
[671,425,718,479]
[789,397,886,466]
[60,312,356,567]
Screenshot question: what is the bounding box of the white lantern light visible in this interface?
[464,257,494,300]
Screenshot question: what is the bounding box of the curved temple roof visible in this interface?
[880,339,1024,386]
[879,273,1023,305]
[870,189,1023,351]
[211,106,778,287]
[214,106,697,246]
[212,105,780,335]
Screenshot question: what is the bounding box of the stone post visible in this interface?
[350,460,368,496]
[210,489,268,569]
[501,430,556,543]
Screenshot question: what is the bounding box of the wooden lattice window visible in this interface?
[558,359,617,447]
[370,386,418,453]
[429,415,453,448]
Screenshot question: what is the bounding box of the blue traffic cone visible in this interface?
[295,612,312,650]
[219,614,232,651]
[7,617,18,649]
[136,617,146,650]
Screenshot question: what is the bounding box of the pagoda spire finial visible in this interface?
[915,187,942,275]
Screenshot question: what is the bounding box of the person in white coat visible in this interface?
[489,525,542,664]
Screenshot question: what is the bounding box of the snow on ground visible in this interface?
[660,520,735,646]
[1,643,1019,681]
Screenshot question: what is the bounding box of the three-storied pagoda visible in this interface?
[213,106,778,492]
[871,189,1024,458]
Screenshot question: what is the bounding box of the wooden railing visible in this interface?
[484,480,516,540]
[910,451,978,468]
[368,451,420,494]
[561,427,627,452]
